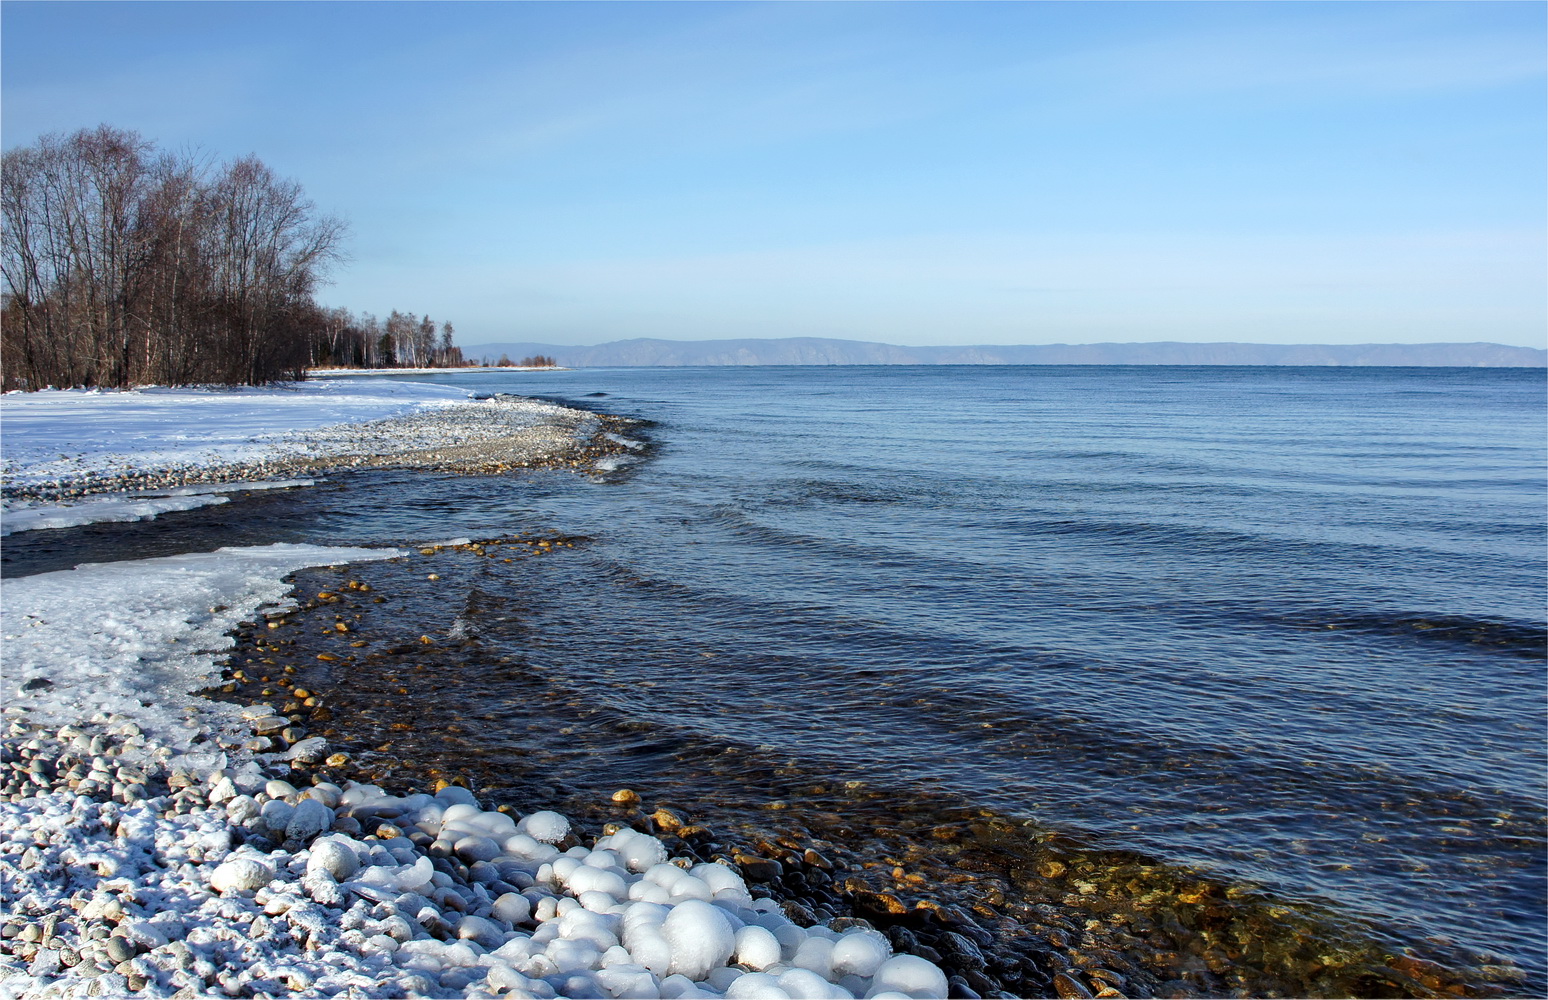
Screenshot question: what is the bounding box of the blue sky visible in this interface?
[3,1,1544,348]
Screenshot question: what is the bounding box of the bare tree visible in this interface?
[2,127,347,389]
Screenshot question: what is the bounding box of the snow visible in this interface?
[0,378,470,490]
[0,480,313,535]
[1,543,403,749]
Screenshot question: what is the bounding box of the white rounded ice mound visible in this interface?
[866,954,951,999]
[305,837,360,881]
[661,898,736,981]
[833,927,893,977]
[209,857,272,894]
[519,808,570,843]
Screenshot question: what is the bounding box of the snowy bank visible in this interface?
[2,544,402,750]
[1,380,471,492]
[0,481,313,537]
[0,380,614,531]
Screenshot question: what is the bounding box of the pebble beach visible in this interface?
[0,713,962,1000]
[0,385,982,1000]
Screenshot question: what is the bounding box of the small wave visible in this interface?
[594,455,640,473]
[1260,608,1547,657]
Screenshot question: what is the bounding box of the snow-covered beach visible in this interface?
[1,380,603,505]
[0,380,967,1000]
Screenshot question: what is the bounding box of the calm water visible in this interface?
[8,365,1545,991]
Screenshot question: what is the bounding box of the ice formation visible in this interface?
[0,480,313,535]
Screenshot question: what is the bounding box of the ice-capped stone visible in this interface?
[831,928,892,977]
[208,776,238,804]
[725,972,791,998]
[662,872,713,903]
[440,802,482,827]
[567,865,628,899]
[266,779,299,799]
[662,899,735,981]
[502,832,556,862]
[443,807,517,840]
[435,784,479,807]
[453,834,501,864]
[488,965,534,993]
[597,964,660,998]
[286,797,333,840]
[734,925,783,971]
[357,855,434,894]
[456,914,506,948]
[302,871,345,907]
[794,936,835,978]
[605,827,668,872]
[250,715,289,736]
[519,809,570,844]
[780,968,842,998]
[866,954,949,999]
[492,891,531,925]
[210,858,273,894]
[306,838,360,881]
[225,794,260,825]
[260,798,295,834]
[558,907,621,952]
[284,736,328,763]
[117,920,170,950]
[659,974,712,999]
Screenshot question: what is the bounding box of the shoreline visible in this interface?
[0,382,972,999]
[2,390,638,508]
[0,532,977,999]
[0,378,1518,999]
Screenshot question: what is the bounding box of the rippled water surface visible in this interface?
[10,365,1545,993]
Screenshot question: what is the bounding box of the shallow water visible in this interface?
[6,365,1544,995]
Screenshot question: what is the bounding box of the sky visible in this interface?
[3,1,1544,349]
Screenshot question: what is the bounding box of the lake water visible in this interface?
[8,365,1544,995]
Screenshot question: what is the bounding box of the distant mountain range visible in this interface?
[460,337,1546,368]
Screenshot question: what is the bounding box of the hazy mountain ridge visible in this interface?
[461,337,1547,368]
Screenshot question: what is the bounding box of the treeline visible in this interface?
[311,308,463,370]
[0,125,468,391]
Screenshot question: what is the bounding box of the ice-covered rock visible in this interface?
[725,971,791,998]
[794,935,836,979]
[306,837,361,881]
[520,809,570,843]
[662,899,736,981]
[832,928,892,977]
[286,797,333,840]
[782,967,848,998]
[866,954,949,999]
[601,826,669,872]
[567,864,629,899]
[493,891,533,924]
[210,857,273,894]
[260,797,295,834]
[735,924,783,971]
